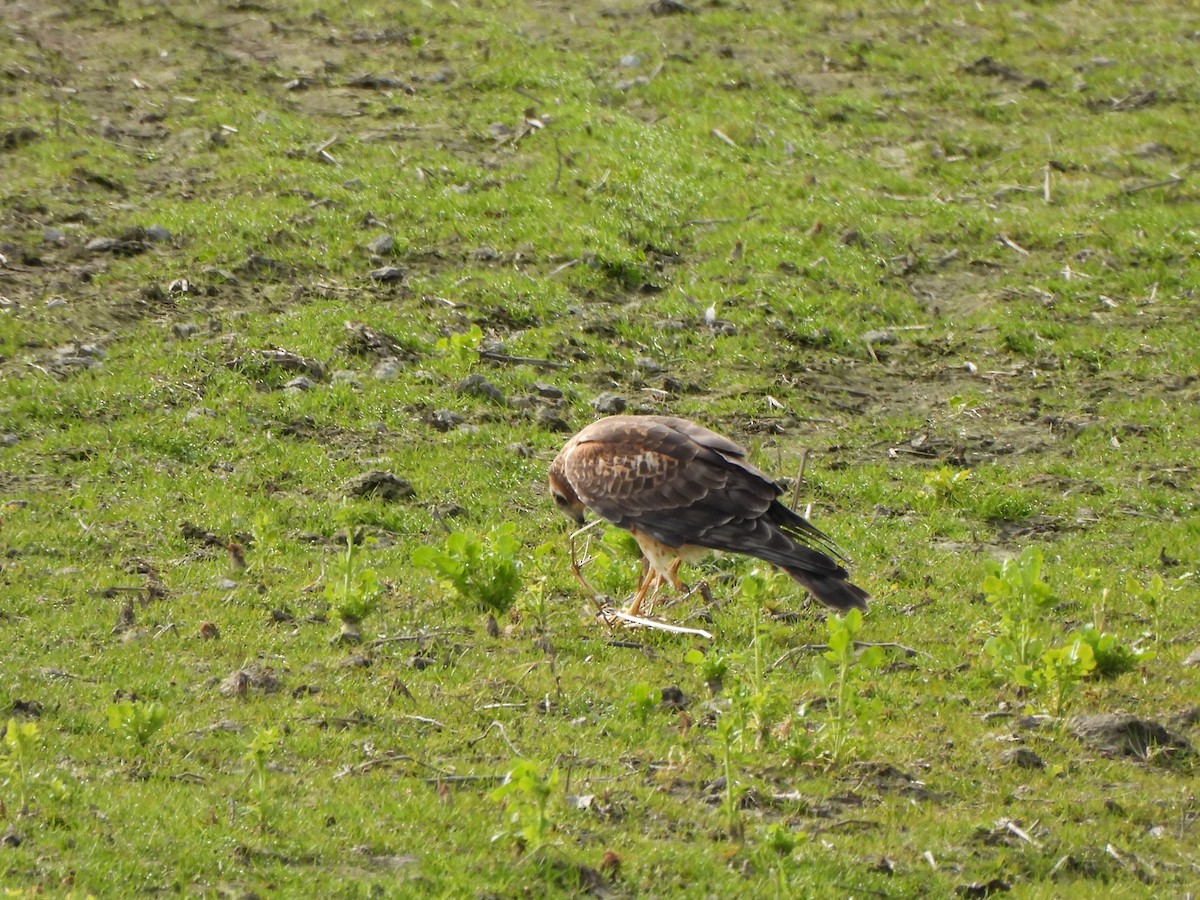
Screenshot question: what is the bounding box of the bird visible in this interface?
[548,414,869,618]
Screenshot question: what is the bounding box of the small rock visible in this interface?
[1069,713,1193,759]
[660,685,688,710]
[367,234,394,255]
[172,322,200,339]
[535,406,572,432]
[650,0,694,15]
[998,747,1044,769]
[1,825,24,847]
[427,409,464,432]
[1183,646,1200,666]
[230,349,325,381]
[198,621,220,640]
[0,126,40,151]
[372,358,403,381]
[215,578,239,591]
[343,470,415,501]
[955,878,1011,898]
[2,433,19,446]
[619,54,641,67]
[862,329,899,345]
[43,227,67,244]
[184,406,216,423]
[330,369,360,386]
[634,356,663,373]
[145,224,173,242]
[369,265,406,283]
[592,392,627,414]
[85,236,121,252]
[456,373,505,403]
[219,664,282,697]
[1132,142,1173,159]
[285,376,315,391]
[533,381,563,399]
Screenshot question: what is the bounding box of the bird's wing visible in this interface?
[559,420,782,547]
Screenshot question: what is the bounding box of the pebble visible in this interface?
[592,392,627,414]
[367,234,394,255]
[372,358,403,381]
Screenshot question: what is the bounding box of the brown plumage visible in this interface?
[548,415,869,616]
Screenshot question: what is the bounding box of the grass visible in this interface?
[2,0,1198,895]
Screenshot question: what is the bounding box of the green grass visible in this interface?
[2,0,1198,896]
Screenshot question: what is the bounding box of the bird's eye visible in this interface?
[552,492,568,506]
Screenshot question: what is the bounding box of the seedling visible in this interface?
[106,701,168,750]
[490,759,559,852]
[982,547,1056,685]
[812,609,884,763]
[244,727,282,834]
[1,718,40,811]
[627,682,661,728]
[413,524,523,630]
[326,531,384,643]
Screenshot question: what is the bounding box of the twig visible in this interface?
[569,524,619,628]
[790,449,811,509]
[711,127,738,148]
[468,721,524,757]
[998,234,1030,255]
[901,597,936,614]
[477,349,569,369]
[397,714,445,728]
[514,86,544,106]
[681,209,761,227]
[1043,163,1052,204]
[550,134,564,193]
[1001,818,1041,848]
[365,633,425,648]
[548,258,580,277]
[1121,174,1183,195]
[365,627,470,649]
[429,505,453,536]
[769,641,921,671]
[334,753,449,780]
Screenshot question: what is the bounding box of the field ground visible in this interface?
[1,0,1198,896]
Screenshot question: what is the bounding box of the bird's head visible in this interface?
[547,455,587,526]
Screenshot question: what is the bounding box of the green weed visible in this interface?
[1,719,40,812]
[490,759,559,852]
[106,701,168,751]
[413,524,523,625]
[326,531,384,643]
[243,727,282,834]
[812,609,885,763]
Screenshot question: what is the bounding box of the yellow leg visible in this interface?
[625,558,667,617]
[666,557,686,592]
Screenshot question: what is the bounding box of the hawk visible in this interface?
[548,415,869,618]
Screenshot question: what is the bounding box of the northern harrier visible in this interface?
[548,415,869,617]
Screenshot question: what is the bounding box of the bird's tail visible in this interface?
[783,567,870,612]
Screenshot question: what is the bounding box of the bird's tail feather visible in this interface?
[783,567,870,612]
